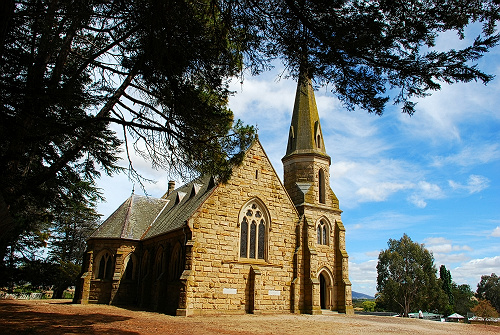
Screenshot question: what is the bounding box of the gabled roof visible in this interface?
[91,194,169,240]
[91,175,218,241]
[91,138,281,242]
[141,174,218,239]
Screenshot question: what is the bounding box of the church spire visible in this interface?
[284,72,329,160]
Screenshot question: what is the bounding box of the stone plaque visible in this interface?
[223,288,237,295]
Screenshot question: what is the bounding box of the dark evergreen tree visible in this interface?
[440,265,454,306]
[0,0,255,271]
[230,0,500,115]
[48,197,100,298]
[1,0,499,274]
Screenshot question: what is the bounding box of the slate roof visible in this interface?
[91,195,169,240]
[142,174,217,239]
[91,174,218,241]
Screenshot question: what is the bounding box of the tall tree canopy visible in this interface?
[1,0,499,271]
[476,273,500,312]
[440,265,454,306]
[376,234,446,316]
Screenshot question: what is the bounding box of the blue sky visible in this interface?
[97,32,500,297]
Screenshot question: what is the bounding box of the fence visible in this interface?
[0,292,47,300]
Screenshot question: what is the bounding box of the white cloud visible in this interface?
[432,144,500,168]
[347,211,434,240]
[433,253,471,266]
[424,237,472,253]
[365,250,381,258]
[407,181,445,208]
[229,76,295,133]
[349,259,378,296]
[356,182,410,202]
[408,195,428,208]
[332,158,422,208]
[397,65,500,143]
[491,226,500,237]
[423,237,474,269]
[449,175,490,194]
[452,256,500,288]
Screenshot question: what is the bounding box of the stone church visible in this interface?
[75,74,354,316]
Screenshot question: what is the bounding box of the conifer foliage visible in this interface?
[1,0,499,275]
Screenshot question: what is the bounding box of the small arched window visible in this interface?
[317,220,329,245]
[96,251,113,280]
[319,169,326,204]
[239,199,269,260]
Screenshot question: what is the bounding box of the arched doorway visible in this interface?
[320,272,327,309]
[318,269,333,310]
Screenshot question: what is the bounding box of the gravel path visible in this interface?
[0,299,498,335]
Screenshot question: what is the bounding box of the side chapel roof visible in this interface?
[91,194,169,240]
[141,174,217,239]
[90,174,218,241]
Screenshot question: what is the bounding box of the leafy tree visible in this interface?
[472,299,499,324]
[452,283,476,316]
[376,234,446,316]
[2,0,500,273]
[362,300,376,312]
[476,273,500,313]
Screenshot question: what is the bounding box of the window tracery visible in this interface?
[317,220,329,245]
[124,254,136,280]
[239,200,269,260]
[96,251,113,280]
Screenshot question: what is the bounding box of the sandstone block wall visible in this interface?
[187,141,300,315]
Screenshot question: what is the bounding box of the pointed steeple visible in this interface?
[284,73,329,160]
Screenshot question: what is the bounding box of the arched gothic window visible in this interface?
[318,169,326,204]
[317,220,329,245]
[141,250,149,279]
[124,253,136,280]
[96,251,113,280]
[153,247,164,280]
[239,199,269,260]
[168,242,183,281]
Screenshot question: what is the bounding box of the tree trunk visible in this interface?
[52,285,67,299]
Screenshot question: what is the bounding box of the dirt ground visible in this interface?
[0,299,498,335]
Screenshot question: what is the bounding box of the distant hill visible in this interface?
[352,291,374,300]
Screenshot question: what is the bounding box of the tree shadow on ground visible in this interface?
[0,301,138,334]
